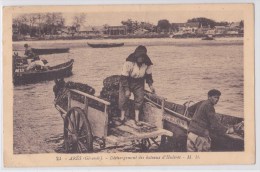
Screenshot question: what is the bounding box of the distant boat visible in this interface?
[32,48,70,55]
[202,35,214,40]
[87,42,124,48]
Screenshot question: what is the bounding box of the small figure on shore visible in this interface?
[118,45,155,126]
[187,89,235,152]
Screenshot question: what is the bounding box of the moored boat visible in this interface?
[13,57,74,85]
[87,42,124,48]
[144,91,244,152]
[31,48,70,55]
[202,35,214,40]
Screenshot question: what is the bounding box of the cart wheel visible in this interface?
[64,107,93,153]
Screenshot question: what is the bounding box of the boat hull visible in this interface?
[31,48,69,55]
[162,119,244,152]
[202,36,214,40]
[87,43,124,48]
[144,92,244,152]
[13,59,74,85]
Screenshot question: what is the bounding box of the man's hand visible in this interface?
[149,85,156,94]
[125,90,131,98]
[226,126,235,134]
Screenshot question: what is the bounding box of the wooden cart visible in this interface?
[55,88,173,153]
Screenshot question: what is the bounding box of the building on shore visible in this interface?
[106,26,127,35]
[57,26,77,36]
[134,28,149,35]
[214,26,227,35]
[227,22,241,34]
[197,24,211,35]
[173,22,200,34]
[77,26,105,36]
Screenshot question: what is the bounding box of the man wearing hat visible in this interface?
[187,89,235,152]
[118,45,155,126]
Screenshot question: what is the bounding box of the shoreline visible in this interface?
[12,34,244,42]
[12,37,243,51]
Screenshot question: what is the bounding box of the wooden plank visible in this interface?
[104,105,108,137]
[123,120,157,133]
[70,89,110,106]
[55,105,67,114]
[144,97,191,121]
[70,100,107,138]
[106,119,173,145]
[106,128,173,145]
[143,102,163,128]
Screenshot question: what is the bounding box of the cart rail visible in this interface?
[70,89,110,106]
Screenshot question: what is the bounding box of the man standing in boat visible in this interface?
[118,45,155,126]
[24,44,36,58]
[187,89,235,152]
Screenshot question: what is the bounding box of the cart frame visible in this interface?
[55,88,173,153]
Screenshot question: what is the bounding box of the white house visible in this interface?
[134,28,149,35]
[175,22,200,34]
[215,26,227,35]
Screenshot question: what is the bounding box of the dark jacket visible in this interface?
[188,100,228,137]
[24,47,36,58]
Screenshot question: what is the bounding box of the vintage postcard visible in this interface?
[3,4,255,167]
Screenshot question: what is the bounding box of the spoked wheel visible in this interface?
[64,107,93,153]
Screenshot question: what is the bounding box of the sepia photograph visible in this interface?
[3,4,255,167]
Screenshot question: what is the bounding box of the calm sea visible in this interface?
[12,38,243,153]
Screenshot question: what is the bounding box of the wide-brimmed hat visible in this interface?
[126,45,153,65]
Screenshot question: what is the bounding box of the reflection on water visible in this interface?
[13,38,243,153]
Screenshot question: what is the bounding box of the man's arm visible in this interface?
[145,65,153,84]
[206,105,228,135]
[188,101,203,116]
[145,65,155,93]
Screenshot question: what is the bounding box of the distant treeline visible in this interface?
[13,13,244,37]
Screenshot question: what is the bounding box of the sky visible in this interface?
[63,10,244,26]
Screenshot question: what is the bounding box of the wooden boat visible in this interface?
[31,48,69,55]
[13,58,74,85]
[144,91,244,152]
[202,35,214,40]
[87,42,124,48]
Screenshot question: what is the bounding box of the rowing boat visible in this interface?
[13,57,74,85]
[87,42,124,48]
[31,48,69,55]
